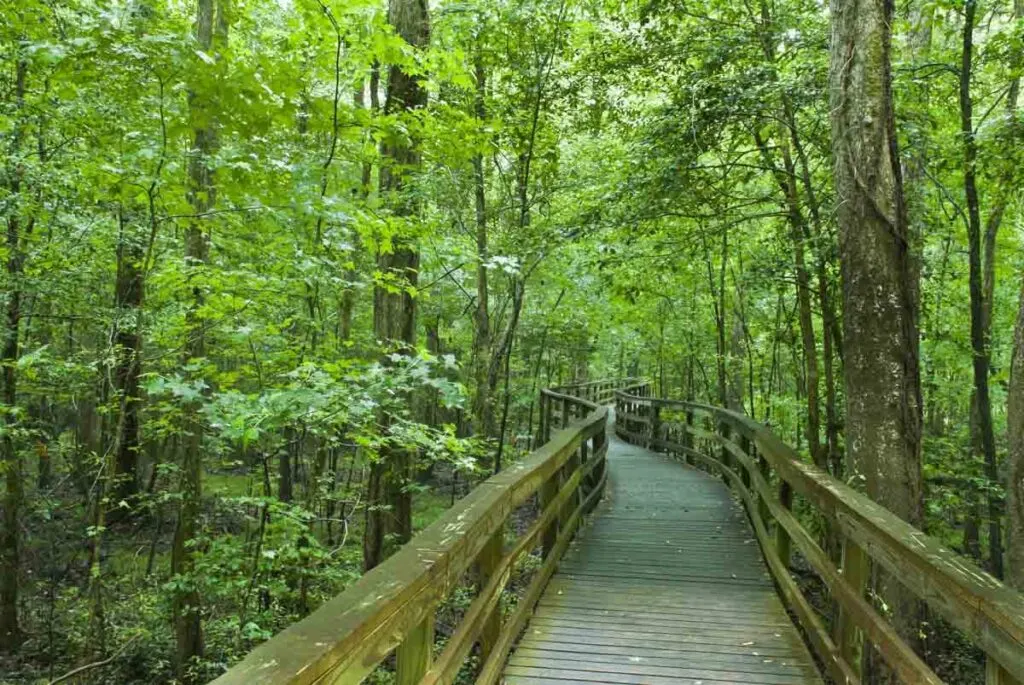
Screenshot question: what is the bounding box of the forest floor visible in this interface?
[0,469,457,685]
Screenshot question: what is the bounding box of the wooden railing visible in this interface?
[614,389,1024,685]
[211,378,642,685]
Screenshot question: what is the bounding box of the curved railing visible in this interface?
[614,390,1024,685]
[212,378,645,685]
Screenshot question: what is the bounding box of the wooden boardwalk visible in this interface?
[504,428,823,685]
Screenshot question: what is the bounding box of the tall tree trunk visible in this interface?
[753,129,822,468]
[364,0,429,573]
[110,210,144,517]
[471,44,493,440]
[818,266,842,478]
[829,0,924,678]
[749,0,823,469]
[1001,0,1024,594]
[959,0,1003,578]
[1008,280,1024,591]
[0,56,29,653]
[172,0,228,677]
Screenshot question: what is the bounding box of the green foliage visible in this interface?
[1,0,1022,681]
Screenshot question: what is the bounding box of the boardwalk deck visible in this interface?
[504,427,823,685]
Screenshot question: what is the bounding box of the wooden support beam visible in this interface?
[476,530,503,664]
[776,480,792,570]
[835,537,868,678]
[396,614,434,685]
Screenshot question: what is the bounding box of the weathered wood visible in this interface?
[987,658,1024,685]
[505,431,822,685]
[538,472,558,559]
[664,443,853,685]
[777,480,793,569]
[475,530,503,663]
[395,614,433,685]
[836,538,868,677]
[423,446,604,685]
[616,391,1024,685]
[649,403,660,448]
[663,420,946,683]
[758,453,771,526]
[479,464,598,685]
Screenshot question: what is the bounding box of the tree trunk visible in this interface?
[1000,0,1024,595]
[364,0,429,573]
[110,210,144,516]
[829,0,924,677]
[278,428,295,502]
[753,129,822,468]
[748,0,823,468]
[1008,279,1024,591]
[471,44,493,440]
[959,0,1003,578]
[172,0,228,676]
[0,56,29,654]
[818,265,842,478]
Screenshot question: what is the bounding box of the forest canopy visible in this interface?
[1,0,1023,683]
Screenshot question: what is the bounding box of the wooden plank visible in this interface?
[395,615,433,685]
[511,646,814,674]
[476,530,503,664]
[506,664,811,685]
[667,433,936,683]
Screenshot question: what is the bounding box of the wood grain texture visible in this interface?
[504,428,822,685]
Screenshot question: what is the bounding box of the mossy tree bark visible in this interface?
[829,0,924,677]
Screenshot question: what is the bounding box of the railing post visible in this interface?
[580,428,590,495]
[757,454,771,524]
[650,403,661,450]
[477,529,503,663]
[565,434,583,516]
[396,614,435,685]
[739,434,751,489]
[835,537,867,678]
[987,658,1023,685]
[540,393,548,446]
[718,422,733,485]
[683,408,694,465]
[561,397,570,428]
[776,480,793,569]
[539,472,558,558]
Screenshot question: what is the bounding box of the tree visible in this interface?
[0,50,30,655]
[364,0,430,572]
[960,0,1004,578]
[1009,280,1024,591]
[829,0,923,676]
[171,0,229,676]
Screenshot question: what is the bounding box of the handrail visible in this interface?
[212,378,648,685]
[613,390,1024,685]
[546,376,646,407]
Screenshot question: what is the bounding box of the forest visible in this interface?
[1,0,1023,682]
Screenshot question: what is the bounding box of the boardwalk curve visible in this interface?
[505,424,822,685]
